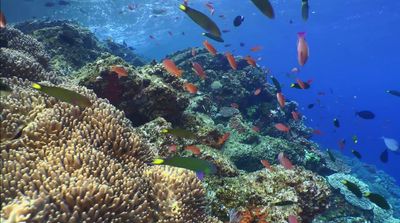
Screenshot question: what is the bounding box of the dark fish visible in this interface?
[224,44,231,47]
[380,149,388,163]
[351,150,362,159]
[341,180,362,198]
[326,149,336,162]
[44,2,55,7]
[250,0,275,19]
[202,32,224,42]
[32,83,92,109]
[333,118,340,128]
[356,110,375,119]
[307,103,315,109]
[364,192,391,210]
[58,0,70,6]
[272,200,296,206]
[0,80,12,97]
[233,15,244,27]
[179,4,221,38]
[301,0,309,21]
[270,75,281,93]
[290,82,310,89]
[240,42,245,47]
[386,90,400,97]
[352,135,358,144]
[161,128,196,139]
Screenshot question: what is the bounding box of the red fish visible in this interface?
[192,62,207,79]
[110,65,128,78]
[296,78,306,89]
[191,48,197,57]
[0,11,6,29]
[275,123,290,133]
[313,129,323,135]
[230,103,239,109]
[163,59,183,77]
[260,159,274,171]
[185,145,201,155]
[278,152,294,170]
[250,45,263,52]
[288,215,299,223]
[297,32,309,66]
[218,132,230,145]
[225,52,237,70]
[291,111,300,121]
[184,83,198,94]
[252,126,260,132]
[245,55,256,67]
[169,144,177,153]
[254,88,261,96]
[276,92,285,108]
[203,40,217,56]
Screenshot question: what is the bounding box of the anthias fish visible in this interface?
[225,52,237,70]
[297,32,309,66]
[163,59,183,77]
[203,40,217,56]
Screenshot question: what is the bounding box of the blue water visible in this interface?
[3,0,400,184]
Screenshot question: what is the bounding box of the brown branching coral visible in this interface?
[0,77,218,222]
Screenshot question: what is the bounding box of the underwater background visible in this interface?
[1,0,400,222]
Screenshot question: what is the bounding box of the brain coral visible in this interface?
[0,77,219,222]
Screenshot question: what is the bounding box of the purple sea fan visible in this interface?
[228,208,242,223]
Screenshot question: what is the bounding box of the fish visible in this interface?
[386,90,400,97]
[272,200,296,206]
[204,2,215,15]
[278,152,294,169]
[291,80,311,89]
[58,0,70,6]
[276,92,285,108]
[31,83,92,109]
[161,128,196,139]
[351,150,362,159]
[260,159,273,171]
[149,35,155,40]
[275,123,290,133]
[44,2,55,7]
[252,126,260,132]
[110,65,128,78]
[338,139,346,150]
[380,149,388,163]
[313,129,323,135]
[233,15,244,27]
[202,32,224,42]
[250,45,263,52]
[326,149,336,162]
[168,144,177,153]
[222,29,230,33]
[307,103,315,109]
[270,75,282,92]
[333,118,340,128]
[0,11,6,29]
[163,59,183,77]
[0,80,12,97]
[192,62,207,79]
[250,0,275,19]
[288,215,299,223]
[152,156,216,180]
[240,42,245,47]
[184,83,198,94]
[254,88,261,96]
[291,111,300,121]
[355,110,375,119]
[168,31,173,36]
[230,103,239,109]
[297,32,309,66]
[225,52,237,70]
[352,135,358,144]
[382,137,399,152]
[245,55,257,67]
[203,40,217,56]
[341,180,362,198]
[185,145,201,155]
[363,192,391,210]
[301,0,309,21]
[224,44,232,47]
[179,4,221,38]
[127,3,137,11]
[217,132,230,145]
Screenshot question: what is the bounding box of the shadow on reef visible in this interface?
[1,21,399,223]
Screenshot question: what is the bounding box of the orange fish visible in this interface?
[250,45,263,52]
[203,40,217,56]
[110,65,128,78]
[254,88,261,96]
[276,92,285,108]
[260,159,274,171]
[184,83,198,94]
[217,132,230,145]
[163,59,183,77]
[296,78,306,89]
[275,123,290,133]
[230,103,239,109]
[252,126,260,132]
[297,32,309,66]
[245,56,257,67]
[225,52,237,70]
[169,144,177,153]
[313,129,323,135]
[291,111,300,121]
[185,145,201,155]
[192,62,207,79]
[278,152,294,170]
[0,11,6,29]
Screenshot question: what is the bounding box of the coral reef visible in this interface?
[206,166,331,222]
